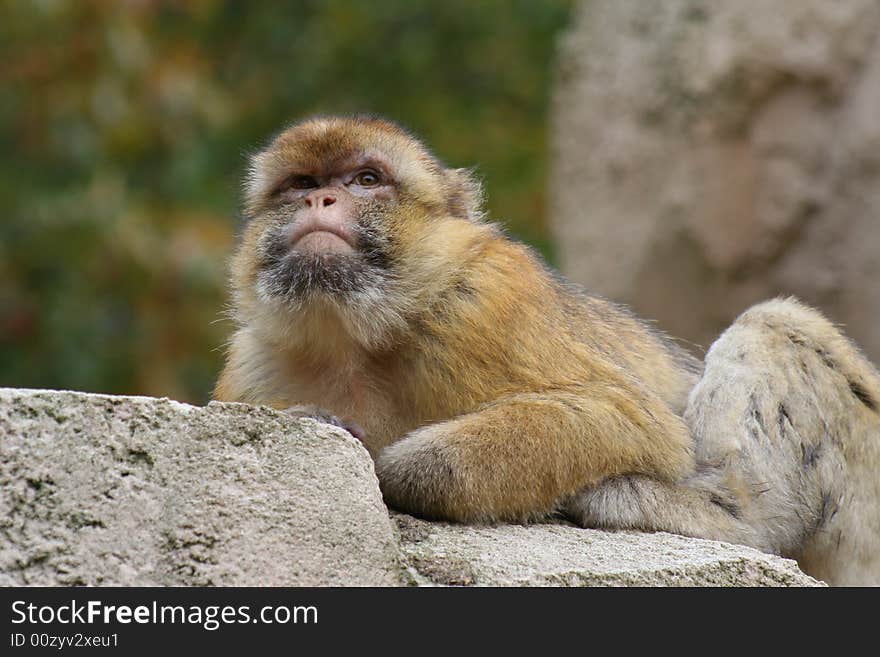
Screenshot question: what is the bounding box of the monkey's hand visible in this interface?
[374,385,695,523]
[282,404,366,442]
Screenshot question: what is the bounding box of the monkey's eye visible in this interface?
[353,170,381,187]
[285,175,318,191]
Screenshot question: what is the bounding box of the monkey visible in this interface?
[215,114,703,520]
[567,298,880,586]
[215,115,880,585]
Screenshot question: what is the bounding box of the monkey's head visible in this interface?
[231,115,486,348]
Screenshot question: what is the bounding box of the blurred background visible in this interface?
[3,0,879,406]
[551,1,880,369]
[0,0,571,403]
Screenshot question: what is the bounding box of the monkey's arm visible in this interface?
[374,383,695,523]
[564,474,761,548]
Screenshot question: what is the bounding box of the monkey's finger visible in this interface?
[282,405,366,442]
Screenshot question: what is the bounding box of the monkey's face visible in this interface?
[249,154,397,304]
[231,116,485,349]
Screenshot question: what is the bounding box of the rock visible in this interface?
[0,387,403,586]
[0,388,822,586]
[394,514,821,587]
[551,0,880,363]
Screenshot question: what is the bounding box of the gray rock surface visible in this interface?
[0,388,822,586]
[394,514,821,587]
[552,0,880,362]
[0,387,402,586]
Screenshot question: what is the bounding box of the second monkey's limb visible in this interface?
[566,298,880,585]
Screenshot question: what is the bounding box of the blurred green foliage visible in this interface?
[0,0,572,403]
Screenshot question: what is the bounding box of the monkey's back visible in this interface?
[402,228,701,423]
[555,278,703,414]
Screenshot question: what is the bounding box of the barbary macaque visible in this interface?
[216,115,879,585]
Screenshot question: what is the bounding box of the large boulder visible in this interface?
[551,0,880,361]
[0,388,403,586]
[0,388,822,586]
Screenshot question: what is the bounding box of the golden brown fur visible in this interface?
[216,115,701,522]
[216,115,879,584]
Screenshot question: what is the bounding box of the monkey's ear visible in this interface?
[242,150,278,216]
[445,168,485,222]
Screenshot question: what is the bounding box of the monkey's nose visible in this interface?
[306,192,337,208]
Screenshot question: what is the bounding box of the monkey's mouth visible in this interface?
[288,220,357,255]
